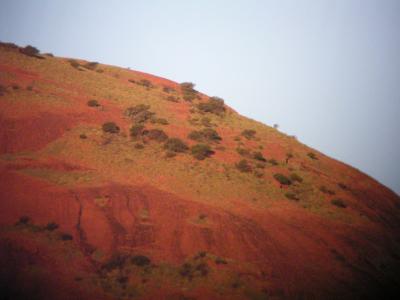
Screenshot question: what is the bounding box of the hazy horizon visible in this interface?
[1,0,399,194]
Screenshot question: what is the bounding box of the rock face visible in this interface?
[1,43,400,299]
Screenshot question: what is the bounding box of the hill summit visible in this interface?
[0,42,399,300]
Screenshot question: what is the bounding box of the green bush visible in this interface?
[197,97,226,115]
[20,45,40,57]
[289,173,303,183]
[307,152,318,160]
[191,144,215,160]
[320,185,335,195]
[331,198,347,208]
[131,255,151,266]
[125,104,155,123]
[180,82,197,101]
[253,151,266,162]
[146,129,168,142]
[87,99,100,107]
[102,122,120,133]
[164,138,188,153]
[241,129,256,140]
[236,159,252,173]
[273,173,292,185]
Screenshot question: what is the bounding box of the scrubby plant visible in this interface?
[253,151,266,162]
[197,97,226,115]
[61,233,73,241]
[180,82,197,101]
[45,222,59,231]
[285,192,299,201]
[273,173,292,185]
[331,198,347,208]
[44,53,54,57]
[19,45,40,57]
[188,128,221,143]
[285,152,294,164]
[145,129,168,142]
[151,118,169,125]
[241,129,256,140]
[87,99,100,107]
[134,143,144,149]
[338,182,349,190]
[102,254,128,271]
[130,124,145,139]
[268,159,278,166]
[215,257,228,265]
[236,159,252,173]
[79,134,87,139]
[166,95,179,102]
[307,152,318,160]
[125,104,154,123]
[68,59,80,69]
[163,86,175,93]
[0,85,6,96]
[12,84,19,90]
[131,255,151,266]
[201,117,213,127]
[236,148,251,157]
[289,173,303,183]
[16,216,30,226]
[83,61,98,70]
[164,138,189,153]
[102,122,120,134]
[320,185,335,195]
[138,79,153,88]
[191,144,215,160]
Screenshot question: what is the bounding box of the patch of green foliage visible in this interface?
[307,152,318,160]
[188,128,221,143]
[102,122,120,134]
[164,138,189,153]
[197,97,226,115]
[180,82,198,101]
[273,173,292,185]
[241,129,256,140]
[191,144,215,160]
[236,159,252,173]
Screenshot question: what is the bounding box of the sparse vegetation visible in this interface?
[131,255,151,267]
[45,222,59,231]
[130,124,145,139]
[19,45,40,57]
[338,182,349,190]
[188,128,221,143]
[138,79,153,88]
[197,97,226,115]
[236,159,252,173]
[307,152,318,160]
[320,185,335,195]
[79,134,87,139]
[331,198,347,208]
[253,151,266,162]
[145,129,168,142]
[68,59,80,69]
[289,173,303,183]
[180,82,198,101]
[134,143,144,149]
[191,144,215,160]
[163,86,175,93]
[164,138,189,153]
[87,99,100,107]
[60,233,73,241]
[285,192,299,201]
[151,118,169,125]
[83,61,98,70]
[241,129,256,140]
[268,159,278,166]
[125,104,155,123]
[273,173,292,185]
[16,216,30,226]
[166,95,179,102]
[0,85,6,96]
[102,122,120,134]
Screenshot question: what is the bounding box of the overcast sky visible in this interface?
[1,0,399,194]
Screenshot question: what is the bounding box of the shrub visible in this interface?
[320,185,335,195]
[166,95,179,102]
[241,129,256,140]
[236,159,252,173]
[338,182,349,190]
[188,128,221,143]
[215,257,228,265]
[102,254,128,271]
[16,216,30,226]
[61,233,73,241]
[102,122,120,133]
[201,117,213,127]
[68,59,80,69]
[273,173,292,185]
[268,159,278,166]
[236,148,251,157]
[285,153,294,164]
[285,192,299,201]
[20,45,40,57]
[125,104,154,123]
[83,61,98,70]
[289,173,303,183]
[163,86,175,93]
[145,129,168,142]
[253,151,266,162]
[331,198,347,208]
[138,79,153,88]
[130,124,145,139]
[87,99,100,107]
[134,143,144,149]
[307,152,318,160]
[131,255,151,266]
[191,144,215,160]
[12,84,19,90]
[197,97,226,115]
[151,118,169,125]
[164,138,188,153]
[44,53,54,57]
[79,134,87,139]
[165,150,176,158]
[45,222,59,231]
[180,82,197,101]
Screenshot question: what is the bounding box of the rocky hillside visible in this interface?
[0,42,399,300]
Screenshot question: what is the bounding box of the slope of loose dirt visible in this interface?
[1,42,399,299]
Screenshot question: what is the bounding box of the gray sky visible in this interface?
[1,0,399,194]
